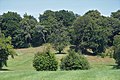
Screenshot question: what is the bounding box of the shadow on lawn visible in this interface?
[55,52,67,54]
[0,69,12,71]
[113,65,120,69]
[107,64,120,69]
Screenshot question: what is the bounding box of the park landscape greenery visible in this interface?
[0,9,120,80]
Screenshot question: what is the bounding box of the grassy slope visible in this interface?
[0,45,120,80]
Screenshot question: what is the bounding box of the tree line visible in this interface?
[0,9,120,69]
[0,10,120,55]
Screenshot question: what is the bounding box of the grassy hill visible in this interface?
[0,45,120,80]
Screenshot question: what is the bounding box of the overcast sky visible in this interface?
[0,0,120,19]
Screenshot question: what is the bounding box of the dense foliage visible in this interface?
[60,50,90,70]
[72,15,108,54]
[0,10,120,56]
[113,35,120,68]
[114,45,120,68]
[0,33,15,69]
[48,22,70,54]
[33,51,58,71]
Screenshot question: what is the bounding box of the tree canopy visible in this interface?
[0,10,120,55]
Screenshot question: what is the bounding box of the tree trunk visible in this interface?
[58,50,62,54]
[75,45,79,52]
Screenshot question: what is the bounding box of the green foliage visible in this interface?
[60,50,90,70]
[111,10,120,20]
[33,51,58,71]
[113,35,120,67]
[0,10,120,52]
[113,44,120,67]
[0,33,15,69]
[48,22,70,54]
[39,10,77,27]
[32,25,46,47]
[55,10,77,27]
[14,13,38,48]
[72,15,108,54]
[0,11,22,48]
[105,47,114,58]
[84,10,101,19]
[106,17,120,46]
[98,53,106,58]
[113,35,120,47]
[39,10,77,43]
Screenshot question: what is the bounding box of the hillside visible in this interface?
[0,45,120,80]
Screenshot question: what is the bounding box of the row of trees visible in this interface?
[0,10,77,49]
[0,10,120,55]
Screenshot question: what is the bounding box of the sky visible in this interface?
[0,0,120,19]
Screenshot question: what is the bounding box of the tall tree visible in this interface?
[13,13,38,48]
[39,10,77,42]
[72,15,108,54]
[48,22,70,54]
[0,11,22,47]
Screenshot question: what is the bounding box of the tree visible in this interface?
[32,25,46,47]
[17,13,37,48]
[102,17,120,46]
[0,11,22,47]
[48,22,70,54]
[72,15,108,54]
[0,33,15,69]
[39,10,77,43]
[84,10,101,19]
[55,10,77,27]
[39,10,77,28]
[111,10,120,20]
[39,10,57,42]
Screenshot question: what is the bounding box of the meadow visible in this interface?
[0,45,120,80]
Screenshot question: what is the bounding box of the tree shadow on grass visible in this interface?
[113,65,120,69]
[107,64,120,69]
[70,45,97,56]
[0,69,12,71]
[55,52,67,54]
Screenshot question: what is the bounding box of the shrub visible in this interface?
[33,51,58,71]
[60,50,90,70]
[113,44,120,68]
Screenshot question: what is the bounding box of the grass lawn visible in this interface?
[0,45,120,80]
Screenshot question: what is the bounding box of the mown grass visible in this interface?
[0,69,120,80]
[0,45,120,80]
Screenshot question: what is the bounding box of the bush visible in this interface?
[33,51,58,71]
[60,50,90,70]
[113,44,120,67]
